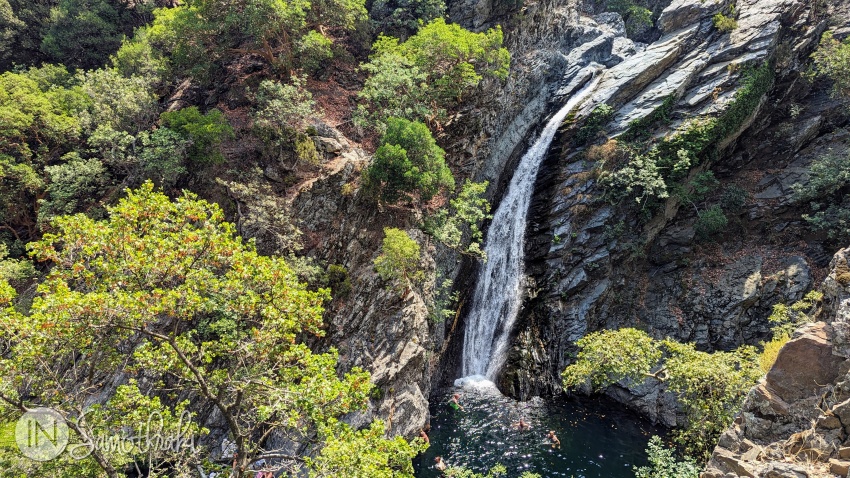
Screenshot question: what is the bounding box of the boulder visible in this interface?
[765,323,843,402]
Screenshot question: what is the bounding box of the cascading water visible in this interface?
[459,72,602,381]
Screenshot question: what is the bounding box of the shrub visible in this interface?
[574,104,614,146]
[759,333,789,374]
[138,127,190,188]
[327,264,352,297]
[563,328,763,459]
[364,117,454,203]
[810,31,850,98]
[634,436,700,478]
[694,205,728,241]
[712,13,738,32]
[424,180,492,259]
[39,154,110,223]
[370,0,446,39]
[792,151,850,242]
[357,18,509,128]
[374,227,422,291]
[160,106,234,164]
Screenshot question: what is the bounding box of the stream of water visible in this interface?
[460,73,602,379]
[419,69,661,477]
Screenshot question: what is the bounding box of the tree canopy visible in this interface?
[0,183,423,477]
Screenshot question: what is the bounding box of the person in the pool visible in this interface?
[434,456,447,471]
[547,430,561,449]
[419,429,430,444]
[449,393,464,411]
[513,417,530,430]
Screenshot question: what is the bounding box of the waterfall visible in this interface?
[459,73,601,381]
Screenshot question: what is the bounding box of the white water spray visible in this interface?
[458,73,601,382]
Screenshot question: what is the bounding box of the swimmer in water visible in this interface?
[547,430,561,449]
[419,429,430,444]
[449,393,464,411]
[434,456,447,471]
[513,417,530,430]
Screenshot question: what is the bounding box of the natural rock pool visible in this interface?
[413,379,662,477]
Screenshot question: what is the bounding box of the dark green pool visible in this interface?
[413,379,663,477]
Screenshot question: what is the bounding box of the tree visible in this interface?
[357,18,509,128]
[252,76,318,167]
[374,227,422,292]
[364,117,454,203]
[0,183,422,477]
[41,0,147,70]
[425,180,492,259]
[562,328,762,459]
[811,30,850,99]
[444,464,540,478]
[38,153,110,224]
[160,106,234,165]
[792,150,850,243]
[633,436,700,478]
[369,0,445,40]
[143,0,367,81]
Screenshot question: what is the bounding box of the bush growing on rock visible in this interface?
[811,31,850,99]
[792,150,850,243]
[356,18,510,129]
[374,227,423,292]
[633,436,700,478]
[364,117,454,204]
[562,328,763,459]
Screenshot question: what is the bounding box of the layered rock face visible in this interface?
[501,0,850,414]
[703,248,850,478]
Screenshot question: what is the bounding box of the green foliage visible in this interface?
[144,0,367,81]
[602,64,773,211]
[307,419,427,477]
[38,154,109,223]
[444,463,540,478]
[574,104,614,146]
[0,183,418,477]
[810,31,850,98]
[634,436,700,478]
[327,264,352,297]
[768,290,823,337]
[792,150,850,242]
[425,180,492,259]
[694,205,728,241]
[605,0,654,36]
[138,127,190,187]
[41,0,145,70]
[78,67,159,134]
[562,328,663,390]
[357,18,510,128]
[720,184,748,212]
[364,117,455,203]
[428,277,459,323]
[759,332,789,374]
[563,328,763,459]
[370,0,446,39]
[712,13,738,32]
[253,76,316,166]
[160,106,234,165]
[374,227,423,291]
[623,95,677,142]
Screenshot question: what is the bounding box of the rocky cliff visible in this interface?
[498,0,850,419]
[703,247,850,478]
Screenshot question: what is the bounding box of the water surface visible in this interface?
[414,381,661,478]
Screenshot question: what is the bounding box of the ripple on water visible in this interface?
[414,382,664,478]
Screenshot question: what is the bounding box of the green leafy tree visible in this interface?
[78,67,159,134]
[792,150,850,242]
[811,31,850,99]
[252,76,318,167]
[633,436,700,478]
[144,0,367,81]
[370,0,445,39]
[444,464,540,478]
[160,106,234,165]
[0,183,421,477]
[38,153,110,223]
[374,227,423,291]
[358,18,509,128]
[40,0,149,70]
[364,117,454,203]
[562,328,762,459]
[0,69,87,244]
[425,180,492,259]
